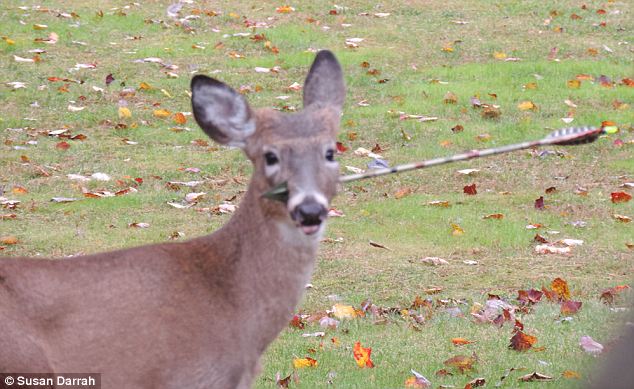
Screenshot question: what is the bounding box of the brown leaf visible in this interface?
[443,355,475,373]
[395,187,412,199]
[509,331,537,351]
[483,213,503,220]
[369,240,390,250]
[519,372,552,382]
[517,289,543,305]
[560,300,582,315]
[562,370,581,379]
[443,91,458,104]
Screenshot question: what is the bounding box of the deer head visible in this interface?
[191,51,345,237]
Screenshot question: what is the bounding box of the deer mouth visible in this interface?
[290,201,328,236]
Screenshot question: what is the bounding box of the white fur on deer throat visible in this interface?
[276,220,325,247]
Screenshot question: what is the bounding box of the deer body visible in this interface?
[0,51,345,388]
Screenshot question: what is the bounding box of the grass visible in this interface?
[1,0,633,387]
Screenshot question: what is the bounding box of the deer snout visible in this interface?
[290,200,328,236]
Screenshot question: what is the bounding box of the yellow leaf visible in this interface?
[333,304,357,319]
[160,89,173,98]
[441,46,454,52]
[451,223,464,236]
[518,101,537,111]
[524,82,538,90]
[33,24,48,30]
[153,109,171,118]
[562,370,580,379]
[292,357,317,368]
[118,107,132,119]
[2,36,15,45]
[139,82,153,90]
[567,79,581,89]
[493,51,507,60]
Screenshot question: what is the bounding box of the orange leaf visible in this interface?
[12,185,28,195]
[562,370,581,379]
[173,112,187,124]
[483,213,504,220]
[509,331,537,351]
[551,277,570,300]
[611,192,632,203]
[451,338,475,346]
[0,236,19,245]
[395,187,412,199]
[353,341,374,368]
[276,5,295,13]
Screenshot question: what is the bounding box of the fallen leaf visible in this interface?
[567,79,581,89]
[509,331,537,351]
[443,91,458,104]
[562,370,581,379]
[333,304,357,319]
[276,5,295,13]
[451,223,464,236]
[0,236,19,245]
[173,112,187,124]
[483,213,504,220]
[518,101,537,111]
[560,300,582,315]
[519,372,553,382]
[451,338,475,346]
[55,141,70,150]
[153,109,171,118]
[534,196,545,210]
[465,378,486,388]
[395,187,412,199]
[463,184,477,195]
[517,289,543,305]
[369,240,390,250]
[405,370,431,388]
[551,278,571,300]
[428,200,450,207]
[611,192,632,203]
[353,341,374,368]
[420,257,449,266]
[292,357,317,368]
[128,222,150,228]
[443,355,474,373]
[579,336,603,354]
[118,107,132,119]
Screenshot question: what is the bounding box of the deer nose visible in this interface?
[291,201,328,235]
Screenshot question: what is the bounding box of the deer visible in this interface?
[0,50,345,388]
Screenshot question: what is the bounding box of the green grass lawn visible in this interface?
[1,1,632,387]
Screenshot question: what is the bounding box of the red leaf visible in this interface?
[534,196,545,210]
[55,141,70,150]
[336,141,348,153]
[463,184,477,195]
[105,73,115,85]
[611,192,632,203]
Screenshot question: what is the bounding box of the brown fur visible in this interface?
[0,51,345,389]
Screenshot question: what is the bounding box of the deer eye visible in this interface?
[325,149,335,162]
[264,151,279,166]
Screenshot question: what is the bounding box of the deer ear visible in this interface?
[191,75,256,148]
[303,50,345,113]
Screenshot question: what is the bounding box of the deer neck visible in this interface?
[207,179,320,342]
